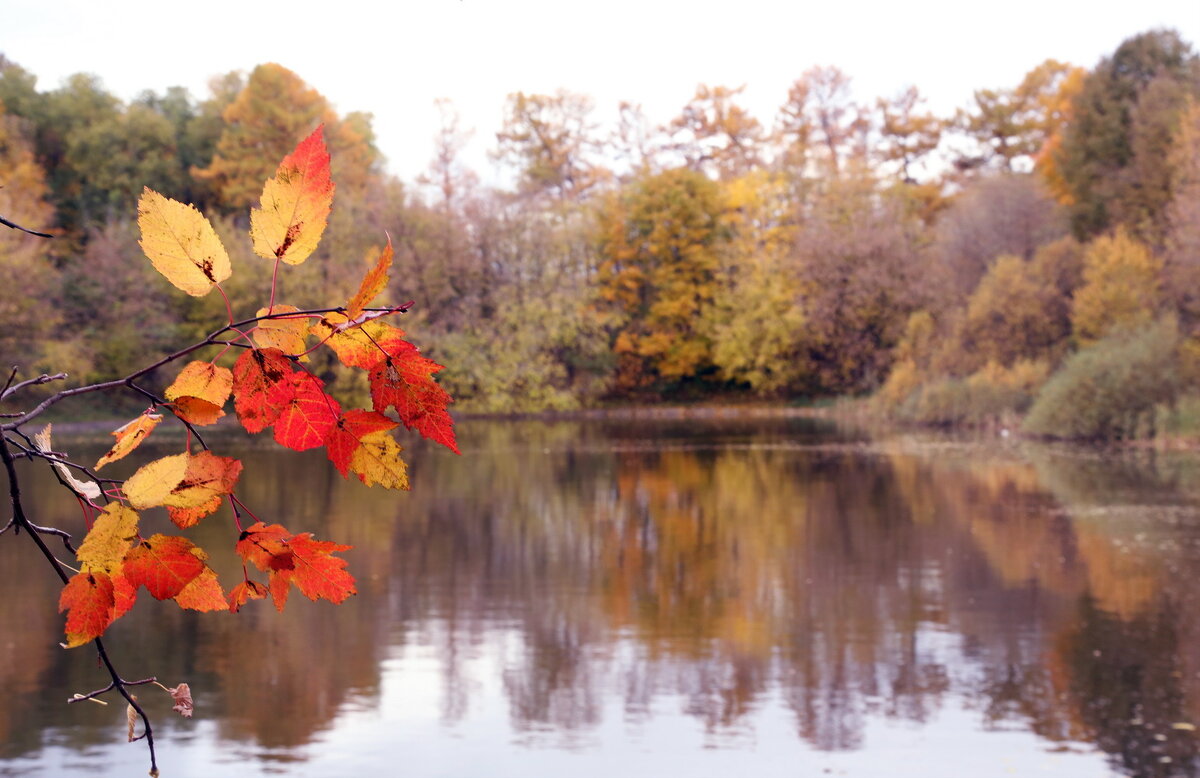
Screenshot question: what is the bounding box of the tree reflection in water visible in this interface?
[3,418,1200,776]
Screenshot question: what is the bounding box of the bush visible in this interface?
[896,359,1048,427]
[1023,317,1181,439]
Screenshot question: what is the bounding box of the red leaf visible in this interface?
[235,522,355,612]
[227,579,269,613]
[324,409,399,477]
[59,572,116,648]
[122,534,207,600]
[111,571,138,620]
[231,348,297,434]
[284,534,356,605]
[369,349,459,454]
[272,372,341,451]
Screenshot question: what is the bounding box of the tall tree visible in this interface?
[666,84,764,180]
[493,90,605,200]
[1054,29,1200,238]
[876,86,943,182]
[195,64,354,211]
[594,168,724,391]
[777,66,865,178]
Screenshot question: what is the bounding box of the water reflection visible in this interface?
[3,419,1200,776]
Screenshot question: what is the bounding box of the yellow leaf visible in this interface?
[76,504,140,575]
[96,412,163,470]
[249,126,333,265]
[348,430,409,490]
[137,188,231,297]
[254,305,309,359]
[124,453,189,510]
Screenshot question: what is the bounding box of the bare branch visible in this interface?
[0,214,52,238]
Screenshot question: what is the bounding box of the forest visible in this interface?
[1,28,1198,438]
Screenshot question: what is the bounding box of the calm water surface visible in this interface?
[4,417,1200,777]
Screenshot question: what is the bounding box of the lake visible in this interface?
[3,416,1200,777]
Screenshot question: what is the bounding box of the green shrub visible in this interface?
[1023,317,1181,440]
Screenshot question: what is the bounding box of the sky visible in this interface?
[4,0,1199,185]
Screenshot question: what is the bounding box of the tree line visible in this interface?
[1,29,1198,435]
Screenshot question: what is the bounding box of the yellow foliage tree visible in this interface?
[0,103,60,367]
[595,168,724,392]
[1070,227,1163,345]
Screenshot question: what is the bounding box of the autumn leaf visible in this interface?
[95,412,162,470]
[309,313,409,370]
[126,701,138,742]
[324,409,398,477]
[253,304,309,358]
[111,572,138,621]
[272,371,341,451]
[346,238,393,319]
[165,683,193,718]
[250,125,333,265]
[173,568,227,612]
[161,451,243,528]
[227,579,269,613]
[236,522,355,611]
[231,348,297,434]
[124,453,189,510]
[369,350,459,454]
[59,572,116,648]
[76,504,140,574]
[349,431,410,490]
[34,424,102,501]
[137,188,231,296]
[122,534,207,600]
[165,361,233,426]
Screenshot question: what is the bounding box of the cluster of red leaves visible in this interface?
[59,126,457,649]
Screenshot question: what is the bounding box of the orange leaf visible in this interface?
[170,397,225,426]
[346,238,393,319]
[232,348,297,434]
[59,572,117,647]
[173,568,227,612]
[227,579,269,613]
[253,304,310,359]
[95,412,162,470]
[122,534,207,600]
[272,372,341,451]
[162,452,243,528]
[324,409,399,477]
[369,349,459,454]
[250,125,333,265]
[124,454,189,510]
[309,313,408,370]
[137,188,231,296]
[166,361,232,426]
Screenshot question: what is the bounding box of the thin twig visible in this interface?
[1,372,68,402]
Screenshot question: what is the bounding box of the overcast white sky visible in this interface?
[4,0,1199,183]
